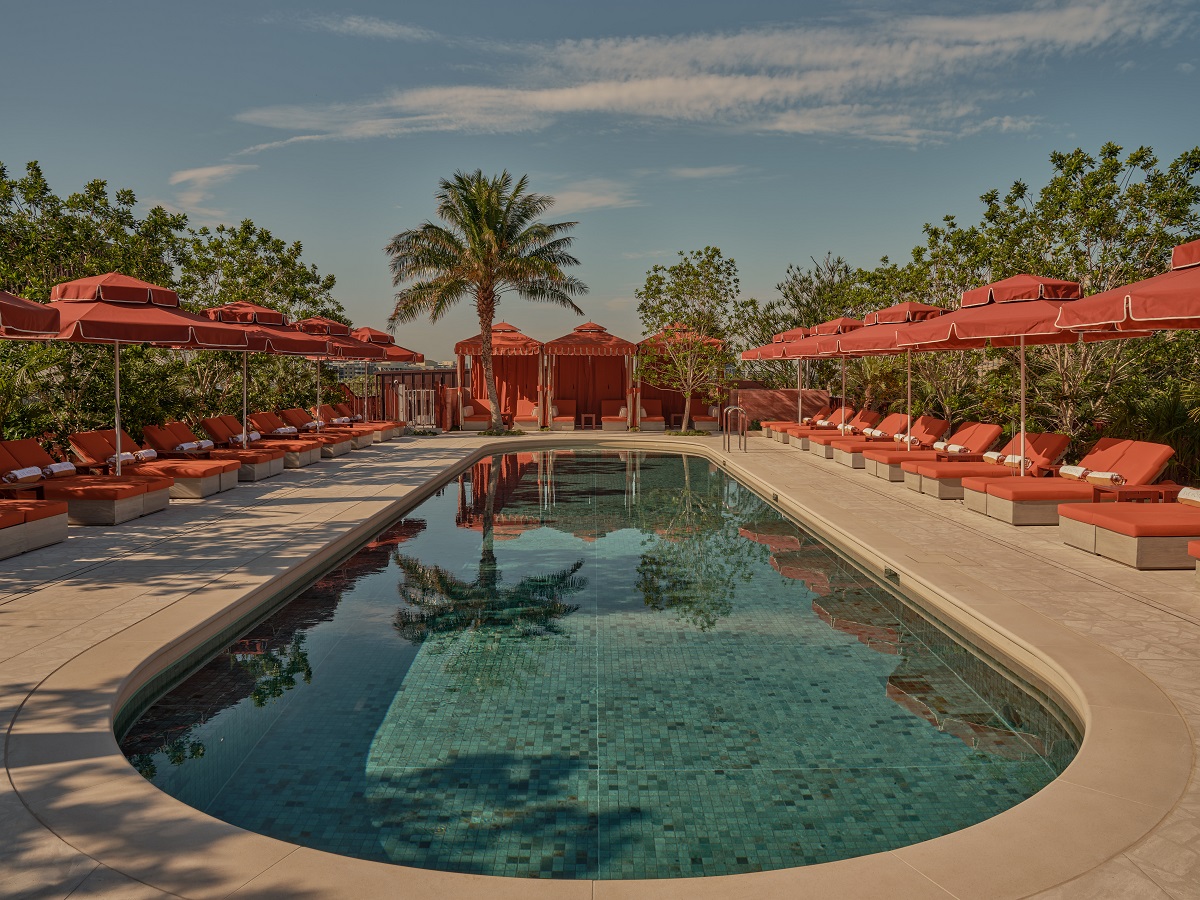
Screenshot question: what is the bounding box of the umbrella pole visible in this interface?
[114,341,122,475]
[840,357,846,416]
[315,358,321,432]
[906,349,912,452]
[242,352,249,447]
[1019,336,1027,477]
[796,360,802,424]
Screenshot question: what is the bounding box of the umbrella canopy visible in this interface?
[454,321,543,356]
[350,326,424,363]
[203,303,331,355]
[897,276,1084,350]
[51,274,249,348]
[545,322,635,356]
[1056,238,1200,332]
[294,316,386,359]
[0,291,60,336]
[818,303,943,356]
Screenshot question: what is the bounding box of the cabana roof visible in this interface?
[639,323,723,348]
[546,322,635,356]
[454,321,543,356]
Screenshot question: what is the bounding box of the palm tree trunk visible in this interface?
[477,298,502,430]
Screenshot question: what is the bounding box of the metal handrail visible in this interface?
[722,406,748,452]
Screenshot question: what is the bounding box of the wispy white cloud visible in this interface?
[168,164,257,219]
[1179,62,1196,74]
[236,0,1189,151]
[299,14,437,42]
[668,165,744,179]
[549,179,640,214]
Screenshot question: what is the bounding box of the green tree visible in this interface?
[386,170,587,430]
[635,247,738,429]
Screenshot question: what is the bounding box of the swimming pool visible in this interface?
[120,449,1078,880]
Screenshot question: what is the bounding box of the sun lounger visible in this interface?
[858,422,1004,480]
[779,407,856,451]
[144,423,284,481]
[963,438,1175,525]
[1058,490,1200,569]
[637,399,665,432]
[806,410,885,458]
[70,429,240,500]
[201,416,320,468]
[902,433,1070,499]
[461,399,494,431]
[827,414,925,469]
[332,403,401,441]
[691,404,719,432]
[823,414,949,465]
[599,399,627,432]
[279,407,373,449]
[763,405,832,440]
[0,498,68,559]
[0,439,168,525]
[551,399,578,432]
[315,405,388,443]
[250,412,352,458]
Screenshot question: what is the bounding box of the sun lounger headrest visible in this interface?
[1178,487,1200,508]
[42,461,77,479]
[3,466,44,484]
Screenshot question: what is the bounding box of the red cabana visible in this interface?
[453,322,543,429]
[637,324,726,430]
[545,323,635,430]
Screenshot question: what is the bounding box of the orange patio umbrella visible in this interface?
[350,326,424,423]
[203,302,333,447]
[0,291,59,336]
[50,272,251,473]
[294,316,387,429]
[896,275,1090,475]
[1056,238,1200,332]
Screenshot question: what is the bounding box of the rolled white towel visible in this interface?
[301,420,321,431]
[197,439,215,450]
[106,452,137,466]
[1058,464,1090,481]
[1178,487,1200,508]
[1083,470,1126,486]
[174,442,200,451]
[946,444,969,454]
[816,419,831,427]
[134,449,158,461]
[1003,456,1033,470]
[983,451,1004,464]
[932,441,949,451]
[333,416,351,424]
[273,426,298,435]
[42,461,77,479]
[4,465,45,484]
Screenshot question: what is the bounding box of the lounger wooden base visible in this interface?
[64,495,144,526]
[773,430,789,443]
[963,488,988,515]
[1060,515,1097,554]
[550,421,576,432]
[873,461,908,482]
[787,435,809,451]
[833,447,866,468]
[1098,532,1194,570]
[637,422,663,432]
[983,496,1087,526]
[0,513,68,559]
[601,421,628,432]
[320,440,352,458]
[166,474,224,500]
[462,420,489,431]
[922,477,967,500]
[235,458,283,480]
[811,442,838,459]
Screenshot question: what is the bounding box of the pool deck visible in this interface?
[2,431,1198,899]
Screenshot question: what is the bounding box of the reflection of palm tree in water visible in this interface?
[394,458,586,682]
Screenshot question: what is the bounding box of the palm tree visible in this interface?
[386,170,588,430]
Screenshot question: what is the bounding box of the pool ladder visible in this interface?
[722,406,748,453]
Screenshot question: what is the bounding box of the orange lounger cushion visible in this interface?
[4,499,69,522]
[40,477,146,501]
[1059,503,1200,538]
[984,480,1096,503]
[916,462,1018,480]
[0,505,24,530]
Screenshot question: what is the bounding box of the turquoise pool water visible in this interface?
[120,450,1078,880]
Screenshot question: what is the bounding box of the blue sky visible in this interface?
[2,1,1196,360]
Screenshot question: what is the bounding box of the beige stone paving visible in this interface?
[0,431,1197,898]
